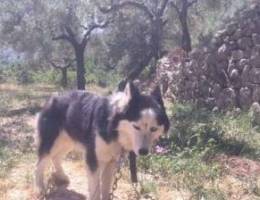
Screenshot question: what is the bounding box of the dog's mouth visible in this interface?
[138,148,149,156]
[133,148,149,156]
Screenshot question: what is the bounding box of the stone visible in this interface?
[250,102,260,126]
[228,62,237,75]
[250,53,260,68]
[217,60,228,71]
[241,65,251,84]
[243,49,252,59]
[212,106,219,112]
[211,84,221,96]
[232,29,242,40]
[239,59,250,67]
[216,88,236,109]
[252,33,260,44]
[226,23,238,35]
[249,68,260,84]
[252,45,260,54]
[217,44,230,60]
[230,69,239,81]
[228,40,238,50]
[239,87,252,109]
[189,48,202,60]
[238,59,250,71]
[231,50,244,60]
[206,53,217,65]
[224,36,231,44]
[238,37,253,50]
[252,87,260,102]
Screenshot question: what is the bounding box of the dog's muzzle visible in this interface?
[138,148,149,155]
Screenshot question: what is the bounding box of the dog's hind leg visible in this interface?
[51,152,70,186]
[50,132,74,186]
[35,155,51,195]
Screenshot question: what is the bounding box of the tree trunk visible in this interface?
[127,54,152,80]
[75,47,86,90]
[61,67,67,88]
[179,9,192,52]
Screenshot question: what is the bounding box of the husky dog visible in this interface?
[35,82,169,200]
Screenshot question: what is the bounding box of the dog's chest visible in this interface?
[95,134,122,162]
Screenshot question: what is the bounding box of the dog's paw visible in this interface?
[51,172,70,187]
[33,187,47,200]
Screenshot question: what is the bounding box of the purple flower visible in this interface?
[155,145,169,155]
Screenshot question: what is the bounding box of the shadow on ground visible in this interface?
[46,188,86,200]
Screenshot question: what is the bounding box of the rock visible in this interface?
[205,53,217,65]
[239,59,250,67]
[217,44,230,60]
[217,60,228,71]
[241,65,251,84]
[250,53,260,68]
[239,87,252,109]
[252,45,260,54]
[228,40,238,50]
[232,28,242,40]
[211,84,221,96]
[230,69,239,81]
[212,106,219,112]
[228,60,237,74]
[238,37,253,50]
[189,48,202,60]
[249,68,260,84]
[252,33,260,44]
[223,36,231,44]
[238,59,250,71]
[226,23,238,35]
[231,50,244,60]
[250,102,260,126]
[216,88,236,109]
[252,87,260,102]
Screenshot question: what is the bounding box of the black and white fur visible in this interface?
[35,82,170,200]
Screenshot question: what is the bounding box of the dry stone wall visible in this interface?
[155,3,260,110]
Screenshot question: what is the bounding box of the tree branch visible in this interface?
[187,0,198,7]
[158,0,170,16]
[52,26,78,47]
[49,58,74,69]
[99,1,154,21]
[81,20,109,46]
[170,1,180,15]
[52,33,70,41]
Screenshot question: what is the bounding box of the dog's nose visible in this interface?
[138,148,148,155]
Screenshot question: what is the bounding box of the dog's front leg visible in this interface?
[87,167,102,200]
[101,161,117,200]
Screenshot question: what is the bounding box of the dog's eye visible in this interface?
[150,127,158,132]
[133,125,141,130]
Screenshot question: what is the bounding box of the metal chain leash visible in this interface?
[109,152,126,200]
[109,165,123,200]
[109,151,157,200]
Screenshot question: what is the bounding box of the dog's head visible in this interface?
[110,81,170,156]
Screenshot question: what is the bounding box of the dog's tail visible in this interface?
[37,96,64,158]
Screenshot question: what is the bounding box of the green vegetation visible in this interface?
[138,103,260,199]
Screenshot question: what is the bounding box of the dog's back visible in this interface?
[37,91,112,158]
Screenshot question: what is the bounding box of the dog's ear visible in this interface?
[116,82,139,112]
[117,79,128,92]
[151,85,164,107]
